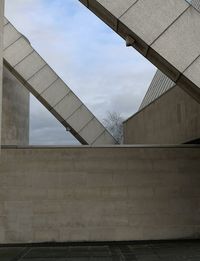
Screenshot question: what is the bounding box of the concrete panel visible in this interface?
[1,66,29,146]
[14,51,46,81]
[120,0,189,45]
[28,65,57,95]
[0,146,200,243]
[92,130,117,145]
[3,23,20,49]
[4,37,33,67]
[53,92,82,121]
[152,6,200,72]
[41,78,70,108]
[184,56,200,89]
[79,117,105,144]
[140,70,175,110]
[124,85,200,144]
[67,105,93,133]
[94,0,137,19]
[0,1,4,150]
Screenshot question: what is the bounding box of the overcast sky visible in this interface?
[5,0,156,145]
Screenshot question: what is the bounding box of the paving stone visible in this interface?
[1,241,200,261]
[23,259,67,261]
[0,247,26,261]
[24,247,69,258]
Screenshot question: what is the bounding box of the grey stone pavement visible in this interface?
[1,241,200,261]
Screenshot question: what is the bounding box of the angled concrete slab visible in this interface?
[3,18,117,145]
[79,0,200,96]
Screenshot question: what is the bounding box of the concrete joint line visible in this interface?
[91,129,106,145]
[78,115,95,134]
[118,0,140,20]
[39,76,59,96]
[150,5,191,47]
[25,63,47,82]
[13,50,34,69]
[182,53,200,75]
[51,89,72,110]
[3,34,22,51]
[65,103,83,121]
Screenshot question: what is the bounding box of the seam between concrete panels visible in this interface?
[13,50,34,69]
[118,0,140,20]
[3,34,22,51]
[182,52,200,75]
[65,103,83,121]
[26,63,47,82]
[39,76,59,96]
[91,129,106,145]
[150,5,191,47]
[51,90,72,110]
[78,115,95,134]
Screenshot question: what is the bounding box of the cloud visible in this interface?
[5,0,156,145]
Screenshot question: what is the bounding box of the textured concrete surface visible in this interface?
[79,0,200,99]
[0,146,200,243]
[1,241,200,260]
[124,85,200,144]
[3,18,116,145]
[139,0,200,111]
[139,70,175,110]
[0,0,4,147]
[1,66,29,146]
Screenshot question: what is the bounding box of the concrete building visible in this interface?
[123,0,200,144]
[0,0,200,245]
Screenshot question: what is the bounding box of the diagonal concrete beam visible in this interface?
[139,0,200,110]
[3,18,117,145]
[79,0,200,99]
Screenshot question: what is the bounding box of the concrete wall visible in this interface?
[0,1,4,148]
[0,146,200,243]
[1,66,29,146]
[124,86,200,144]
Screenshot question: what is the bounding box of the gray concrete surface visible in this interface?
[139,0,200,111]
[1,66,29,146]
[3,18,116,145]
[139,70,175,110]
[0,0,4,147]
[0,146,200,243]
[79,0,200,99]
[1,241,200,260]
[124,85,200,144]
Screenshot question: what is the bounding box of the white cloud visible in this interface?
[5,0,156,145]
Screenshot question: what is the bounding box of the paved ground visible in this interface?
[1,241,200,261]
